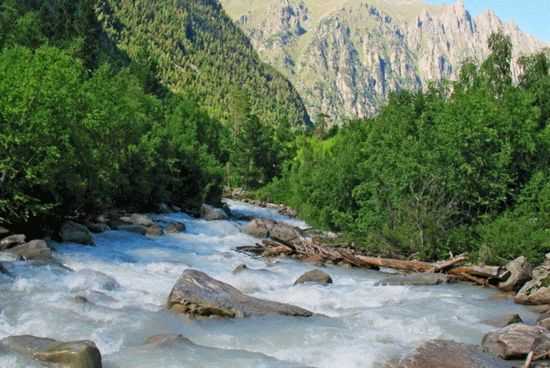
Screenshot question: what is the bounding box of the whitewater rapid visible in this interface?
[0,200,537,367]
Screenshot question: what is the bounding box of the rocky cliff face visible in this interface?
[221,0,548,122]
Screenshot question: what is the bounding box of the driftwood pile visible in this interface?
[237,218,508,287]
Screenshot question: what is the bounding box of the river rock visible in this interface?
[539,317,550,330]
[0,234,26,250]
[145,224,163,237]
[0,335,102,368]
[86,223,110,234]
[200,204,229,221]
[164,222,185,234]
[167,269,313,318]
[388,339,514,368]
[498,257,532,292]
[144,334,195,347]
[60,222,94,245]
[244,219,304,245]
[294,270,333,285]
[483,314,523,328]
[515,254,550,305]
[376,273,450,286]
[481,323,550,359]
[117,224,147,235]
[129,213,154,227]
[232,264,249,274]
[8,240,52,261]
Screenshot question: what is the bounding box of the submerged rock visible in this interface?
[515,254,550,305]
[60,222,94,245]
[376,273,450,286]
[294,270,333,285]
[167,269,313,318]
[0,335,102,368]
[200,204,229,221]
[0,234,26,251]
[164,222,185,234]
[8,240,52,261]
[144,334,195,347]
[388,339,514,368]
[483,314,523,328]
[116,224,147,235]
[481,323,550,359]
[498,256,532,292]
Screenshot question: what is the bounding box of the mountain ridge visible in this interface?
[220,0,548,122]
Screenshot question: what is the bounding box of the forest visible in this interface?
[259,34,550,264]
[1,0,548,265]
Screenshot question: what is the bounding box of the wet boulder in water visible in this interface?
[376,273,450,286]
[60,221,94,245]
[167,269,313,318]
[8,239,52,261]
[200,204,229,221]
[164,222,185,234]
[145,224,163,237]
[294,270,333,285]
[515,254,550,305]
[244,219,304,245]
[0,234,26,251]
[116,224,147,235]
[481,323,550,359]
[388,339,514,368]
[144,334,195,348]
[129,213,154,227]
[498,256,532,292]
[0,335,102,368]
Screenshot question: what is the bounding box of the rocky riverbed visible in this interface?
[0,200,547,367]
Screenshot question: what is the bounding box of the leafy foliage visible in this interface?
[261,34,550,263]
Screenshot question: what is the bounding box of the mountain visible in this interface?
[220,0,548,122]
[96,0,310,126]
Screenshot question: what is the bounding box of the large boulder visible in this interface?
[498,257,532,292]
[8,240,52,261]
[0,234,26,251]
[294,270,333,285]
[167,269,313,318]
[481,323,550,359]
[59,222,94,245]
[200,204,229,221]
[376,273,450,286]
[515,254,550,305]
[243,219,303,245]
[116,224,147,235]
[388,339,514,368]
[0,335,102,368]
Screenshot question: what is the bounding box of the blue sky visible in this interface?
[427,0,550,42]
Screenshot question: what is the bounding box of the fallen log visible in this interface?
[355,255,434,273]
[430,254,467,273]
[448,265,501,279]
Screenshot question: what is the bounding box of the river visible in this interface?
[0,200,537,367]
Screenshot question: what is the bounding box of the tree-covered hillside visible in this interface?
[97,0,310,127]
[0,0,305,231]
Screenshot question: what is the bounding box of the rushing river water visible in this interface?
[0,200,538,367]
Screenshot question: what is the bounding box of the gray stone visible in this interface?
[60,222,94,245]
[9,240,52,261]
[129,213,154,227]
[498,257,532,292]
[483,314,523,328]
[376,273,450,286]
[167,269,313,318]
[481,323,550,359]
[389,339,514,368]
[243,219,303,245]
[0,234,26,251]
[0,335,102,368]
[515,254,550,305]
[294,270,333,285]
[86,223,110,234]
[200,204,229,221]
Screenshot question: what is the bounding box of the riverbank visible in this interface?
[0,200,549,367]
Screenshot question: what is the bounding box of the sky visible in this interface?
[427,0,550,43]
